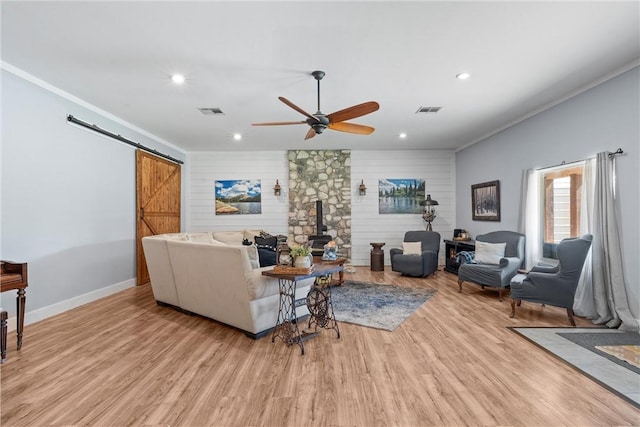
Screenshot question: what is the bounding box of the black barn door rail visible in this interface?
[67,114,183,165]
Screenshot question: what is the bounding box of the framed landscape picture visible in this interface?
[471,180,500,221]
[215,179,262,215]
[378,178,425,214]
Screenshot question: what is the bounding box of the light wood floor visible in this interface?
[1,267,639,426]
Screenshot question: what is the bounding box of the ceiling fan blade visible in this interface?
[328,121,375,135]
[279,97,317,121]
[252,121,307,126]
[327,101,379,124]
[304,127,316,140]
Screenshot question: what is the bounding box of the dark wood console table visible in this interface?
[1,261,28,350]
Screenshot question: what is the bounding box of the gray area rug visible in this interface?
[510,327,640,408]
[330,280,436,331]
[558,331,640,374]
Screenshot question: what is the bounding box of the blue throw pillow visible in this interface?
[255,235,277,249]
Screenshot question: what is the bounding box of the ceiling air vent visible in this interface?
[416,106,442,114]
[198,107,225,115]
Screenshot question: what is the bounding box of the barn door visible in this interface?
[136,150,181,285]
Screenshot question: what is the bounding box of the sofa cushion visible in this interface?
[474,241,506,265]
[186,232,212,243]
[244,245,260,270]
[165,234,188,241]
[208,238,259,269]
[212,231,244,245]
[246,267,282,299]
[244,229,263,241]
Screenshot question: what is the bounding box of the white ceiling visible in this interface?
[2,1,639,153]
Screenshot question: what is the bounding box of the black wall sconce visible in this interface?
[274,180,281,196]
[358,179,367,196]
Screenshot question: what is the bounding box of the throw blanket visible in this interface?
[456,251,475,264]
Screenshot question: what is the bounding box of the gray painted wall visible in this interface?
[455,67,639,319]
[1,69,185,320]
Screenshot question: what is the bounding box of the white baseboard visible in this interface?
[4,278,136,332]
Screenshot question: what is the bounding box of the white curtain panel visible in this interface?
[590,152,638,331]
[573,157,596,318]
[518,168,541,270]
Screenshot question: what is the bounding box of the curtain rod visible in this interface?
[67,115,184,165]
[536,148,624,171]
[608,147,624,157]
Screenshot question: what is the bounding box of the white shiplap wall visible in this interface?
[187,149,455,266]
[186,151,290,235]
[351,150,456,266]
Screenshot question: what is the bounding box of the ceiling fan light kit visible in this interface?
[252,70,379,140]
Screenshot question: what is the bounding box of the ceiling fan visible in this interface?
[252,70,379,140]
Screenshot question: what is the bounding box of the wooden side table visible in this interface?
[262,263,343,355]
[312,256,346,286]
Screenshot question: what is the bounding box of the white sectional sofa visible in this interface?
[142,230,313,338]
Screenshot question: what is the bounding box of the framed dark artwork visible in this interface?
[471,180,500,221]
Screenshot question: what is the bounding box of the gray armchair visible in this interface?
[457,231,525,300]
[510,234,592,326]
[390,231,440,277]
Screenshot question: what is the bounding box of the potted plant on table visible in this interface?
[290,243,313,268]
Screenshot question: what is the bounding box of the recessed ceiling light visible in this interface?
[233,133,242,141]
[171,74,185,84]
[456,72,471,80]
[399,133,407,139]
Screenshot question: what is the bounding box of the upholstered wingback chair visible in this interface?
[390,231,441,277]
[457,230,525,300]
[510,234,592,326]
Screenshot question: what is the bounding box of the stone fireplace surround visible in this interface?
[288,150,352,261]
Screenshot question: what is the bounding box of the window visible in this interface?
[541,164,584,259]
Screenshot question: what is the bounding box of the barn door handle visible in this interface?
[140,208,144,219]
